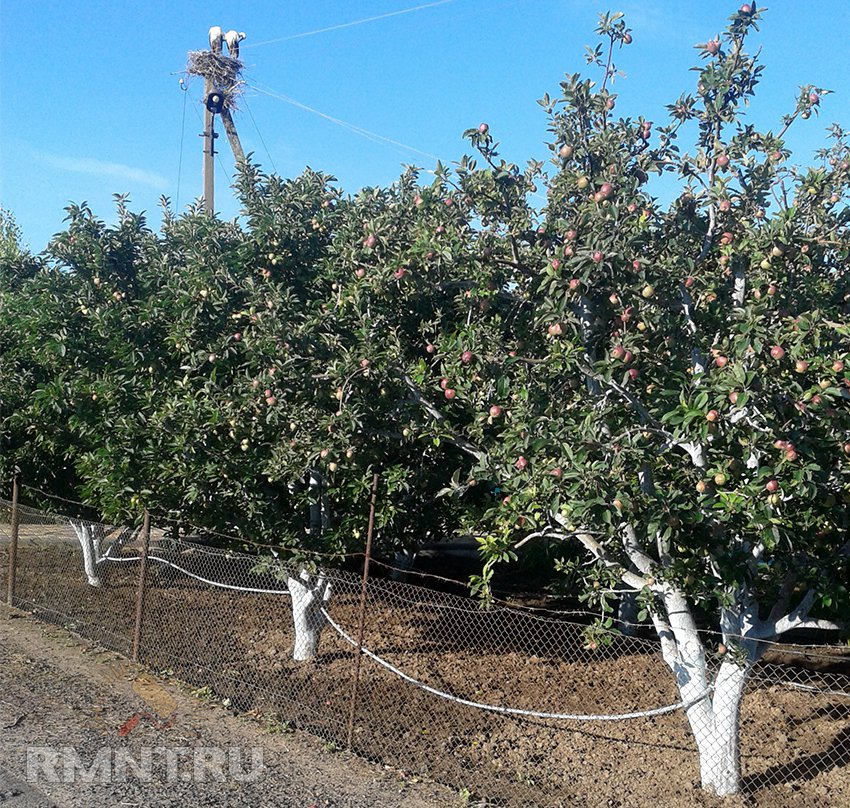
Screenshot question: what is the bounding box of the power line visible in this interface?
[243,95,278,174]
[249,81,439,163]
[175,79,190,210]
[247,0,455,48]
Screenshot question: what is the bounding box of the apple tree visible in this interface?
[304,6,850,796]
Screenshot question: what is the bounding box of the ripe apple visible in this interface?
[569,278,581,291]
[842,443,850,455]
[265,396,276,405]
[770,345,785,360]
[627,368,639,381]
[439,378,450,390]
[592,250,604,263]
[320,448,330,458]
[720,232,734,245]
[808,92,820,105]
[489,405,503,418]
[696,480,709,494]
[565,229,577,241]
[833,360,845,372]
[264,388,272,397]
[706,410,719,422]
[435,225,445,235]
[795,360,809,373]
[785,449,798,462]
[716,154,730,168]
[612,345,626,360]
[715,355,729,368]
[706,39,720,55]
[765,479,779,493]
[355,267,366,279]
[360,358,370,369]
[478,122,489,134]
[515,456,528,470]
[461,350,474,363]
[426,343,436,354]
[233,332,242,341]
[551,258,561,271]
[599,182,614,199]
[719,199,731,212]
[729,391,739,404]
[444,388,456,400]
[394,268,407,279]
[548,322,564,336]
[364,234,376,248]
[559,144,573,159]
[609,292,620,305]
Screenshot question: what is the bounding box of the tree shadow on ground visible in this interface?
[742,724,850,792]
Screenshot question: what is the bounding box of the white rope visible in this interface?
[321,608,712,721]
[104,555,291,597]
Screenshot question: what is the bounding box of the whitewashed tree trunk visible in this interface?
[70,521,102,587]
[286,569,333,662]
[653,588,754,796]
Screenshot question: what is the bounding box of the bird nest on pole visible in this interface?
[187,50,244,109]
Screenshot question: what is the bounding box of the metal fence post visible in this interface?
[131,509,152,662]
[5,469,20,606]
[346,472,379,750]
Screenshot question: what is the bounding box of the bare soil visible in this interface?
[2,531,849,807]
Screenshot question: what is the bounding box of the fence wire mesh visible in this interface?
[1,497,849,807]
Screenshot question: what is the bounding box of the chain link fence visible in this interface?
[1,494,849,807]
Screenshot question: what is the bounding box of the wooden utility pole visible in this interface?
[192,26,247,214]
[202,77,216,214]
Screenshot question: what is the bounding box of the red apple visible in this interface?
[461,350,474,363]
[599,182,614,199]
[551,258,561,271]
[715,355,729,368]
[684,276,696,288]
[716,154,730,168]
[489,405,503,418]
[808,92,820,105]
[440,378,450,390]
[612,345,626,360]
[364,234,376,248]
[785,449,798,462]
[765,479,780,493]
[706,39,720,55]
[548,322,563,336]
[426,343,436,354]
[770,345,786,360]
[842,443,850,455]
[795,360,809,373]
[394,268,407,279]
[720,232,734,245]
[264,388,272,397]
[592,250,604,263]
[565,229,577,241]
[233,332,242,341]
[627,368,639,381]
[355,267,366,279]
[444,388,456,400]
[833,360,845,373]
[478,122,489,134]
[569,278,581,291]
[706,410,719,422]
[719,199,731,212]
[550,466,562,477]
[360,358,371,369]
[515,456,528,470]
[265,396,276,406]
[729,391,739,404]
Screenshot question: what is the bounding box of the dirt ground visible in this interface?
[0,605,456,808]
[2,531,850,807]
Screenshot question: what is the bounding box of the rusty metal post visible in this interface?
[131,510,152,662]
[346,472,379,750]
[5,469,20,606]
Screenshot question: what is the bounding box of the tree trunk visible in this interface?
[696,660,750,796]
[286,570,333,662]
[71,521,102,587]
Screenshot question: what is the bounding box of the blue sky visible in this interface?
[2,0,849,252]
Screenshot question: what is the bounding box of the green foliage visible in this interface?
[1,7,848,639]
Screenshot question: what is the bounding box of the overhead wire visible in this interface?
[175,78,190,210]
[242,95,278,174]
[249,81,440,163]
[246,0,455,48]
